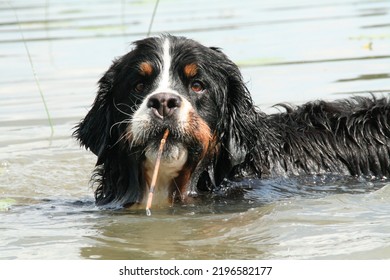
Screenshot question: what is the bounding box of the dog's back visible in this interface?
[253,96,390,178]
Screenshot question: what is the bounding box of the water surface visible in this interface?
[1,0,390,259]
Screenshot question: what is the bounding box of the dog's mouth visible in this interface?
[128,122,187,151]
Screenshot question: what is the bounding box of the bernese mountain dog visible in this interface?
[74,34,390,208]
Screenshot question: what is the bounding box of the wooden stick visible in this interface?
[146,129,169,216]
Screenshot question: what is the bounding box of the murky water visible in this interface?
[1,0,390,260]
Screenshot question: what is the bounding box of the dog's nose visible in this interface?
[147,92,182,119]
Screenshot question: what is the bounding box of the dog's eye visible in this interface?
[191,81,205,93]
[134,82,145,93]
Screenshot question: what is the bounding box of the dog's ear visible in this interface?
[210,51,262,184]
[74,61,119,159]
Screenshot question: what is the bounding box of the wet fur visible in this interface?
[74,35,390,208]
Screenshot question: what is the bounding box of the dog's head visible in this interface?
[75,35,259,207]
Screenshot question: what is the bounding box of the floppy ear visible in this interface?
[225,61,258,161]
[74,57,147,207]
[209,49,262,185]
[74,62,117,160]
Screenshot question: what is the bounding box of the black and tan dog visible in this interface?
[74,35,390,208]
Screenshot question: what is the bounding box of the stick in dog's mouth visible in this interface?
[145,129,170,216]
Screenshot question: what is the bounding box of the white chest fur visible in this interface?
[143,145,188,205]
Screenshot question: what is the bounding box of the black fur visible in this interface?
[74,35,390,208]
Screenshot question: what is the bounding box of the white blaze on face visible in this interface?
[156,38,172,92]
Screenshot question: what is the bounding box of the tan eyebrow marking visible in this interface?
[183,63,198,78]
[139,62,153,76]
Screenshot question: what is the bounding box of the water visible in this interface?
[1,0,390,260]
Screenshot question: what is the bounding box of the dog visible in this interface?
[74,34,390,208]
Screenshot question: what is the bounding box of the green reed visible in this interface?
[10,2,55,137]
